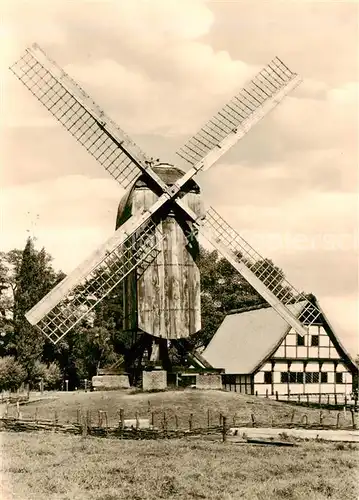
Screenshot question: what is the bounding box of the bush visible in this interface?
[32,361,62,390]
[43,362,62,390]
[0,356,26,391]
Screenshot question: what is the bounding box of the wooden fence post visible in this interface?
[82,415,88,437]
[86,410,91,431]
[298,394,300,403]
[175,413,179,430]
[219,413,222,426]
[189,413,193,432]
[319,411,323,425]
[119,408,124,430]
[251,413,256,428]
[351,410,356,430]
[275,391,278,401]
[266,389,268,398]
[255,391,258,397]
[306,394,309,405]
[222,416,227,442]
[327,394,330,405]
[334,393,337,405]
[151,411,155,428]
[336,412,340,429]
[302,413,308,425]
[104,411,108,434]
[162,411,166,432]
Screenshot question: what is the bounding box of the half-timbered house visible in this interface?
[202,297,358,403]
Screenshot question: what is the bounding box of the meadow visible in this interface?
[1,431,358,500]
[3,389,355,430]
[1,390,358,500]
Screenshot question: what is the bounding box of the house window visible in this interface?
[335,373,343,384]
[320,372,328,383]
[264,371,272,384]
[223,375,236,385]
[305,372,319,383]
[296,372,304,384]
[289,372,304,383]
[297,334,305,346]
[311,335,319,346]
[281,372,289,383]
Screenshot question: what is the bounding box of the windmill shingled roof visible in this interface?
[116,163,200,228]
[202,301,307,374]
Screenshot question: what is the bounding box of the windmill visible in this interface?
[10,44,321,386]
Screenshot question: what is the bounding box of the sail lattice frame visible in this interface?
[177,57,298,167]
[203,207,321,326]
[36,220,163,344]
[10,46,144,189]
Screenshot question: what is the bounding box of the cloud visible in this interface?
[1,0,357,354]
[0,175,123,271]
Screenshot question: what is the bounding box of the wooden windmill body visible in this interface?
[10,43,323,387]
[117,163,203,343]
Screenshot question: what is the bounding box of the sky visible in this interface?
[0,0,358,355]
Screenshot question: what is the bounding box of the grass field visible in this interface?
[4,389,355,429]
[1,431,358,500]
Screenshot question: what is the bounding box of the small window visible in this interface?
[311,335,319,347]
[335,373,343,384]
[288,372,304,384]
[320,372,328,383]
[305,372,319,384]
[297,372,304,384]
[281,372,288,383]
[297,334,305,346]
[223,375,236,385]
[264,371,272,384]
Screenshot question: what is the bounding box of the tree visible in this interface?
[0,356,26,391]
[192,247,288,348]
[9,238,65,384]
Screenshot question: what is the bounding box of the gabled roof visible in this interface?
[202,301,307,374]
[202,298,358,374]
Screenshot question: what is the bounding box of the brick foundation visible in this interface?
[196,373,222,390]
[142,370,167,391]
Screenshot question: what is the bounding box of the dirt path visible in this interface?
[229,426,359,443]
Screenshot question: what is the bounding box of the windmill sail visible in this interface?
[10,44,164,190]
[11,44,311,344]
[176,57,301,174]
[26,218,164,344]
[199,207,321,336]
